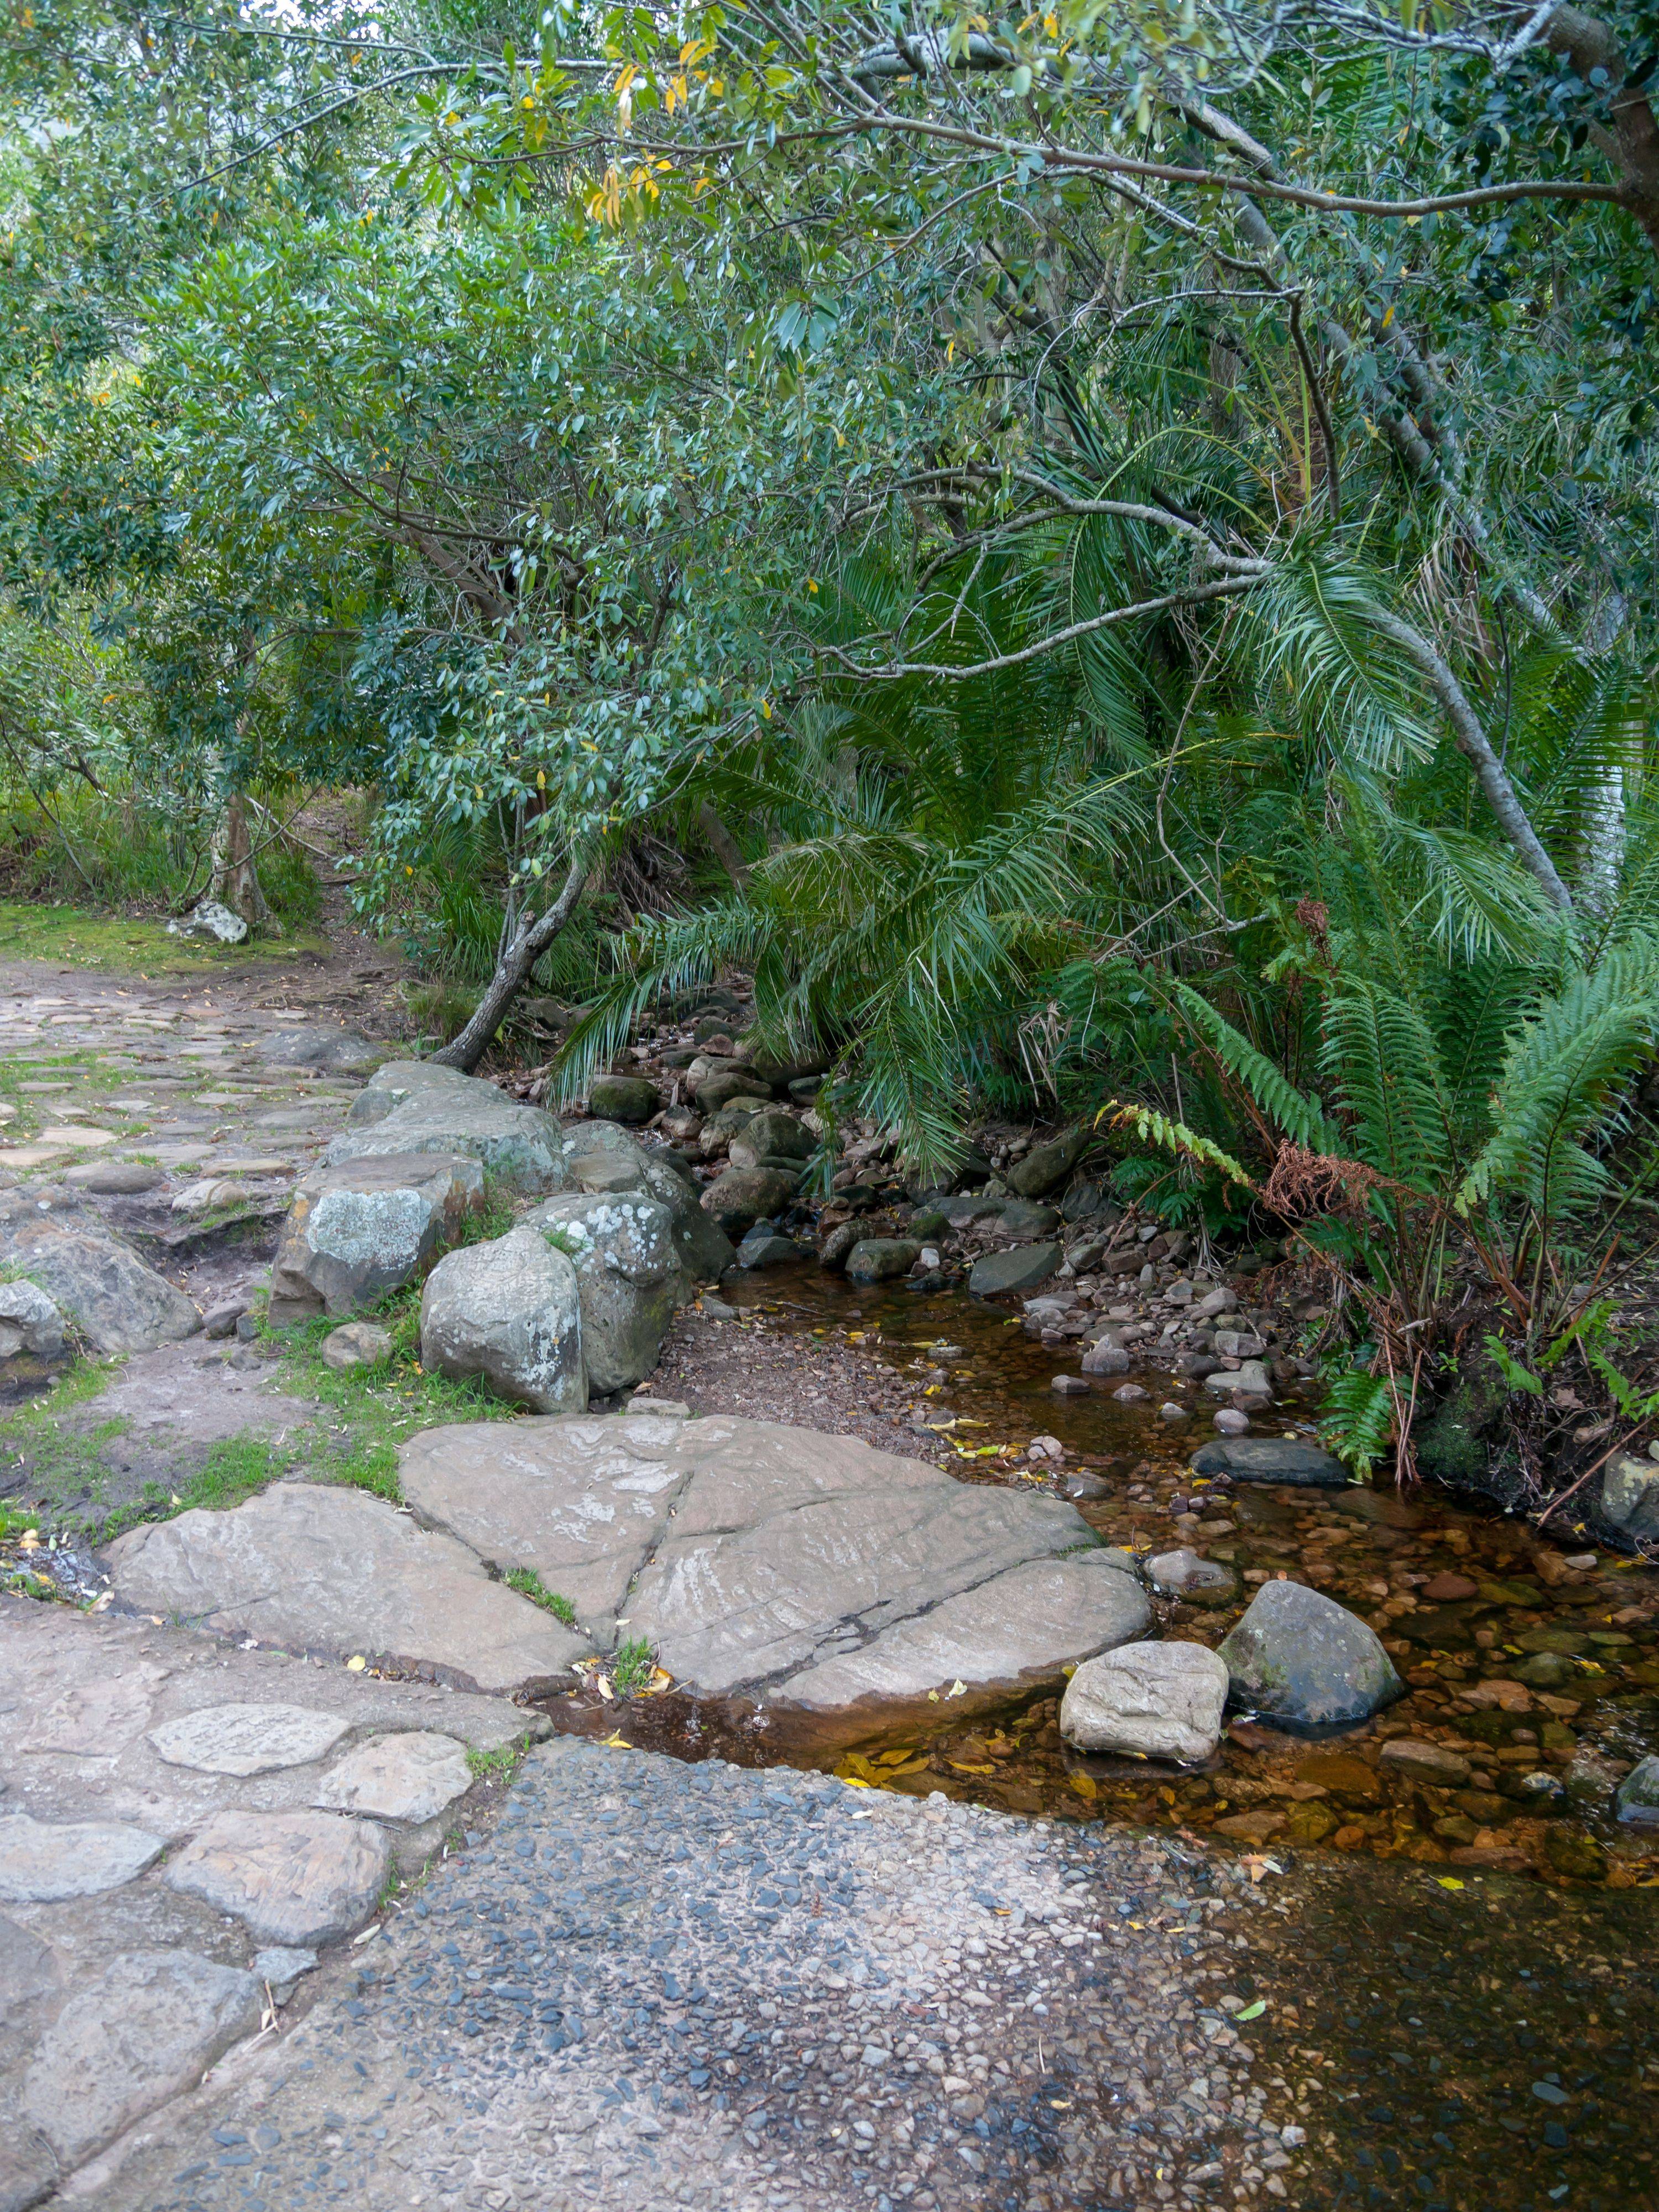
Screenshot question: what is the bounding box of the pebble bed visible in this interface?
[100,1738,1296,2212]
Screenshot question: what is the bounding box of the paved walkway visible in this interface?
[88,1738,1290,2212]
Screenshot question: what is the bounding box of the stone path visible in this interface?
[0,1593,547,2209]
[83,1736,1296,2212]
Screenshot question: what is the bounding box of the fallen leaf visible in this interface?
[594,1676,615,1701]
[1235,1999,1267,2022]
[949,1760,995,1775]
[947,1678,967,1698]
[1436,1876,1465,1891]
[1068,1773,1098,1799]
[601,1730,632,1749]
[346,1655,367,1673]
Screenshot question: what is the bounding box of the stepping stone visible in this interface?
[314,1731,472,1821]
[105,1481,594,1695]
[968,1244,1063,1297]
[1190,1435,1349,1486]
[147,1703,352,1777]
[217,1156,293,1177]
[20,1949,262,2166]
[0,1813,165,1902]
[38,1124,117,1146]
[269,1151,485,1319]
[0,1144,71,1168]
[163,1809,391,1944]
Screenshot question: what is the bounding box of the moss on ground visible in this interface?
[0,899,328,975]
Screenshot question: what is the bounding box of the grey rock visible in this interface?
[252,1944,317,1991]
[1213,1328,1266,1359]
[321,1318,394,1371]
[262,1024,385,1077]
[968,1244,1063,1298]
[1145,1547,1239,1607]
[420,1226,586,1413]
[625,1394,689,1417]
[147,1703,352,1777]
[942,1195,1004,1227]
[269,1151,483,1319]
[1195,1286,1238,1316]
[314,1731,472,1822]
[1614,1754,1659,1825]
[1005,1128,1092,1199]
[695,1070,776,1112]
[1064,1472,1110,1501]
[561,1125,737,1283]
[0,1280,64,1360]
[0,1813,165,1902]
[201,1297,247,1340]
[170,1175,253,1218]
[330,1063,570,1195]
[1063,1237,1108,1275]
[1081,1340,1130,1376]
[998,1200,1061,1236]
[734,1233,804,1269]
[817,1220,862,1271]
[587,1073,661,1125]
[1213,1408,1251,1435]
[1203,1359,1272,1397]
[700,1166,800,1238]
[1218,1580,1404,1731]
[1060,1641,1230,1763]
[1051,1374,1089,1396]
[105,1481,593,1696]
[399,1415,1128,1730]
[526,1190,681,1396]
[62,1161,164,1194]
[845,1238,920,1285]
[0,1196,197,1354]
[21,1949,262,2165]
[1190,1437,1349,1487]
[164,1810,391,1945]
[172,898,247,943]
[0,1912,59,2023]
[727,1109,813,1168]
[1601,1453,1659,1540]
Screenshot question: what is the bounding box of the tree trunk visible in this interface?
[206,790,276,932]
[431,850,590,1074]
[698,801,751,890]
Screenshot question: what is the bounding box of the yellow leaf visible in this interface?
[595,1676,615,1700]
[949,1761,995,1775]
[602,1730,632,1749]
[874,1745,919,1766]
[1069,1772,1098,1799]
[1435,1876,1465,1890]
[346,1655,367,1672]
[947,1678,967,1698]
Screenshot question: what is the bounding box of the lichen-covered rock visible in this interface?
[561,1122,735,1283]
[420,1225,586,1413]
[330,1061,570,1194]
[1217,1580,1404,1731]
[1601,1453,1659,1541]
[526,1189,682,1395]
[845,1238,920,1284]
[269,1151,483,1321]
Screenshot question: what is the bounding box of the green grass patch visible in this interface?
[465,1735,534,1785]
[612,1635,656,1695]
[0,899,328,975]
[502,1568,577,1625]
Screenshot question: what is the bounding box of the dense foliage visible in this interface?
[3,0,1658,1478]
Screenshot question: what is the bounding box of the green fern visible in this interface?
[1318,1370,1394,1480]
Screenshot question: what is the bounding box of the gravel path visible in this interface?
[94,1739,1296,2212]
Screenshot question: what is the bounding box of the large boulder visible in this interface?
[420,1225,586,1413]
[1006,1128,1091,1199]
[1060,1641,1230,1764]
[269,1152,484,1321]
[329,1061,570,1194]
[587,1073,661,1124]
[1601,1453,1659,1541]
[103,1481,594,1695]
[695,1070,776,1112]
[0,1280,65,1361]
[1217,1580,1404,1731]
[727,1108,813,1171]
[526,1189,683,1395]
[0,1193,197,1354]
[701,1165,800,1239]
[561,1123,735,1283]
[397,1413,1148,1741]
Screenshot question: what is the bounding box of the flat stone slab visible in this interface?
[330,1062,571,1195]
[1190,1437,1349,1486]
[400,1415,1144,1733]
[148,1703,353,1777]
[0,1191,199,1353]
[968,1244,1063,1298]
[164,1809,391,1944]
[0,1812,166,1901]
[21,1948,261,2167]
[104,1482,594,1697]
[314,1731,472,1822]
